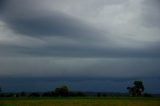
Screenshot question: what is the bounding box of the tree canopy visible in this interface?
[54,85,69,96]
[127,81,144,96]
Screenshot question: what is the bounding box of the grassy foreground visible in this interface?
[0,97,160,106]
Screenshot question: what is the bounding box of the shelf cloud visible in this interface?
[0,0,160,92]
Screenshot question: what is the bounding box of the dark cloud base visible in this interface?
[0,76,160,93]
[0,0,160,94]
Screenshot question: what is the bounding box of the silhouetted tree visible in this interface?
[0,86,1,97]
[20,92,27,97]
[54,85,69,96]
[42,92,53,97]
[97,92,101,97]
[133,81,144,96]
[29,92,41,97]
[127,81,144,96]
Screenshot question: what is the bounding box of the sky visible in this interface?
[0,0,160,93]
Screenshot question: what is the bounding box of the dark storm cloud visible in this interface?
[0,0,6,10]
[3,11,101,39]
[0,0,160,93]
[0,0,159,78]
[0,0,160,58]
[0,0,104,40]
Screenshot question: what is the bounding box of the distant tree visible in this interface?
[143,93,152,97]
[0,86,2,93]
[54,85,69,96]
[97,92,101,97]
[68,91,85,97]
[20,92,27,97]
[75,91,86,97]
[133,81,144,96]
[127,81,144,96]
[42,92,53,97]
[29,92,41,97]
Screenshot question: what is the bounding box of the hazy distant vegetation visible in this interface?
[0,80,153,97]
[0,80,159,106]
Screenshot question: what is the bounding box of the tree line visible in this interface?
[0,85,86,97]
[0,80,152,97]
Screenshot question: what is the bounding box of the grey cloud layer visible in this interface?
[0,57,160,78]
[141,0,160,27]
[0,0,160,79]
[0,0,159,58]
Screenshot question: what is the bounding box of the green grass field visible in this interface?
[0,97,160,106]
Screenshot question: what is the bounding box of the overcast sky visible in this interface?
[0,0,160,93]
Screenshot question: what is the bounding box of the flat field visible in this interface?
[0,97,160,106]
